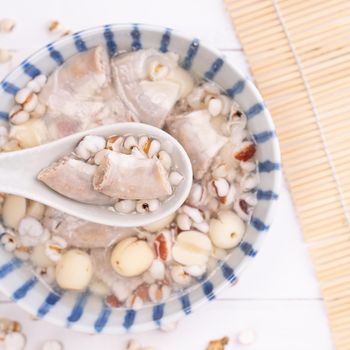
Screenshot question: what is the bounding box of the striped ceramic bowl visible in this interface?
[0,24,281,333]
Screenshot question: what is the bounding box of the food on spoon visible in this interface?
[93,152,172,199]
[38,133,182,214]
[38,157,116,205]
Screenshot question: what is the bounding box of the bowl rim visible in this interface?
[0,23,281,333]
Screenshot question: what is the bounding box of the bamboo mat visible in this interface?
[224,0,350,348]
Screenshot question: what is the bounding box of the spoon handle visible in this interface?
[0,148,41,197]
[0,123,193,227]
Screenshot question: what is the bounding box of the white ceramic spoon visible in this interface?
[0,123,193,227]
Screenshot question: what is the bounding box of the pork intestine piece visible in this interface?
[38,157,115,205]
[91,248,144,301]
[93,152,172,200]
[42,208,134,249]
[167,110,227,180]
[111,49,181,128]
[39,46,129,139]
[41,45,111,97]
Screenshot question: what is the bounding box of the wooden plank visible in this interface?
[226,1,350,346]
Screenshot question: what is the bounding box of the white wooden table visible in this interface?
[0,0,334,349]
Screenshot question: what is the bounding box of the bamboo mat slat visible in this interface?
[225,0,350,348]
